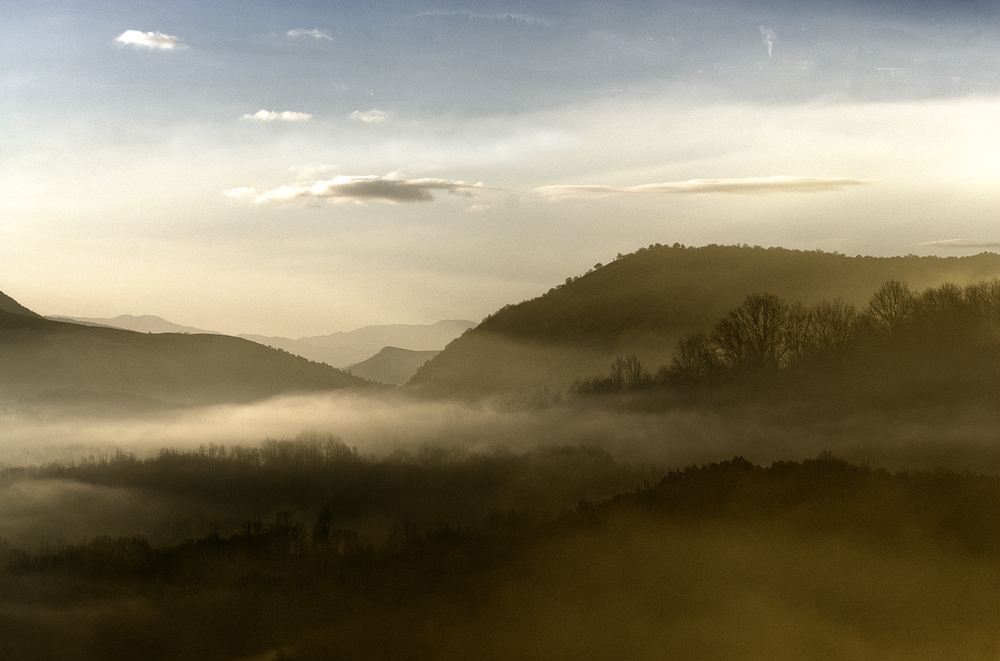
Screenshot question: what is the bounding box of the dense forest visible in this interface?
[3,444,1000,659]
[410,245,1000,395]
[573,278,1000,410]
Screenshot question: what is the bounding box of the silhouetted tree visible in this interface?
[667,333,720,385]
[865,280,914,334]
[809,298,858,355]
[609,355,649,391]
[710,293,789,372]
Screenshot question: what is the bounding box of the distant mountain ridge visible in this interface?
[409,244,1000,395]
[48,314,220,335]
[240,320,476,368]
[49,315,476,370]
[0,300,373,413]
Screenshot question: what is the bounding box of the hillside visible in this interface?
[346,346,440,385]
[0,291,42,318]
[408,244,1000,395]
[240,319,476,368]
[0,303,373,412]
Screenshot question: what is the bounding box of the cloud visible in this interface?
[222,187,257,199]
[912,239,1000,250]
[241,109,312,122]
[759,26,777,58]
[115,30,186,50]
[243,175,495,205]
[467,204,492,213]
[534,177,867,200]
[290,164,340,180]
[286,28,332,41]
[416,10,552,26]
[350,109,388,124]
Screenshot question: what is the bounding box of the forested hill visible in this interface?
[0,306,374,412]
[408,244,1000,396]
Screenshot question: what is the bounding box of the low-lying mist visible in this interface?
[4,389,1000,473]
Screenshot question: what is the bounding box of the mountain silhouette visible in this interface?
[239,320,476,367]
[0,298,373,412]
[346,347,440,385]
[0,291,42,318]
[409,244,1000,395]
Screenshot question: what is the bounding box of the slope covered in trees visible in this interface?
[409,245,1000,396]
[4,449,1000,660]
[0,306,373,412]
[574,278,1000,414]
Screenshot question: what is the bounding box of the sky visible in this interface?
[2,0,1000,337]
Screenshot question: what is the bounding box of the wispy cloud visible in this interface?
[912,239,1000,250]
[286,28,332,41]
[115,30,186,50]
[759,26,777,58]
[222,187,257,199]
[349,109,388,124]
[241,109,312,122]
[416,10,552,26]
[230,175,494,205]
[535,176,867,200]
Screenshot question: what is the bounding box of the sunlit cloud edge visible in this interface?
[534,176,868,200]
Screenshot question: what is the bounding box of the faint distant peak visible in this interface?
[48,314,219,335]
[238,319,477,368]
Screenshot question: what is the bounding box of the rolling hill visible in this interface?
[0,294,373,412]
[346,347,440,385]
[408,244,1000,396]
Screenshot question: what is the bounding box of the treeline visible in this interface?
[8,453,1000,580]
[4,435,644,534]
[409,244,1000,395]
[6,454,1000,659]
[574,278,1000,397]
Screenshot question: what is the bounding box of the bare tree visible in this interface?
[711,293,790,372]
[784,302,816,363]
[865,280,914,333]
[810,299,858,354]
[609,355,648,392]
[669,333,720,385]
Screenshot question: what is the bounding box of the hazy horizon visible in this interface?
[4,1,1000,336]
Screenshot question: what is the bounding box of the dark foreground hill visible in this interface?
[0,300,372,412]
[409,244,1000,396]
[4,447,1000,660]
[0,292,42,319]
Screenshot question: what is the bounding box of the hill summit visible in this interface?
[0,291,42,318]
[409,244,1000,396]
[0,291,373,412]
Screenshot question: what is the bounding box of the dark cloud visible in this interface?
[245,175,493,205]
